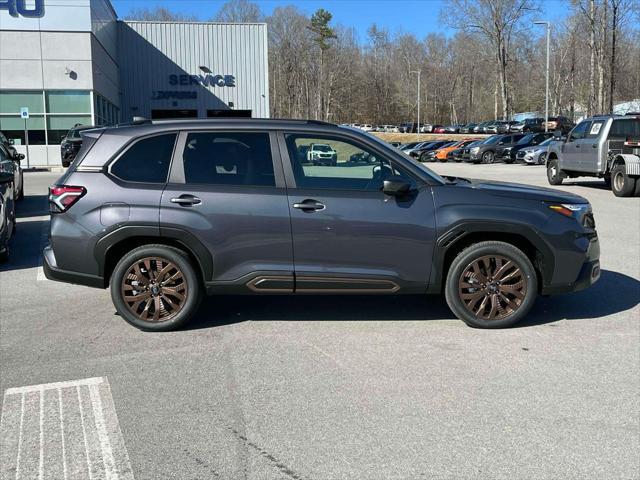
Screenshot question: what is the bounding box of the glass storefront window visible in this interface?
[46,115,92,144]
[0,91,45,114]
[46,91,91,114]
[0,115,46,145]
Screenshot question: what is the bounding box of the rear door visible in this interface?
[279,131,437,293]
[161,130,294,291]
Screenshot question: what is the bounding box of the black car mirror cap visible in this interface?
[383,176,413,196]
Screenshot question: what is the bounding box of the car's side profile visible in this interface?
[44,119,600,331]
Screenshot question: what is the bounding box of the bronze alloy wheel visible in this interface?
[121,257,188,323]
[458,255,527,321]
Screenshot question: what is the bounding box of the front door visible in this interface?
[161,130,294,291]
[279,132,437,293]
[562,121,591,170]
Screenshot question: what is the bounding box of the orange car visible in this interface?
[433,139,477,161]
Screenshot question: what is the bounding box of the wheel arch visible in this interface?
[95,225,213,286]
[611,154,640,176]
[429,223,554,295]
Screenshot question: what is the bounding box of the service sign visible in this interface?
[0,0,45,18]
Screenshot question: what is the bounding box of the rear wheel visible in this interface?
[445,241,538,329]
[110,245,202,331]
[538,152,547,165]
[546,159,564,185]
[611,163,636,197]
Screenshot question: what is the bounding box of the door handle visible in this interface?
[292,199,325,212]
[592,144,597,148]
[171,195,202,206]
[575,144,580,148]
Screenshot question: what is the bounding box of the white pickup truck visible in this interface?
[546,114,640,197]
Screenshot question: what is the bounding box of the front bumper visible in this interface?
[541,235,600,295]
[43,245,105,289]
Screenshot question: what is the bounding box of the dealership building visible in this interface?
[0,0,269,165]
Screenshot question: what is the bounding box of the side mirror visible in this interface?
[0,171,13,184]
[383,176,413,196]
[15,153,25,162]
[8,139,14,145]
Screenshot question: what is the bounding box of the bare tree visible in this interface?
[125,7,196,21]
[213,0,261,22]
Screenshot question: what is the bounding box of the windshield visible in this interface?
[314,145,332,152]
[517,134,535,145]
[538,137,554,147]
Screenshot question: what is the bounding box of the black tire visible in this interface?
[110,244,202,331]
[546,158,564,185]
[503,158,515,164]
[538,152,547,165]
[482,151,494,164]
[445,241,538,329]
[611,163,636,197]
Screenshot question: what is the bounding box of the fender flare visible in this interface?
[94,224,214,281]
[427,220,555,294]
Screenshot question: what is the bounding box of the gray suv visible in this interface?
[44,119,600,331]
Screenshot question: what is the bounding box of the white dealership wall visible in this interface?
[0,0,119,165]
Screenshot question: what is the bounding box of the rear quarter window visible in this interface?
[110,133,177,183]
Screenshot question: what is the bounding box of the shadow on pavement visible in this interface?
[15,195,49,219]
[0,220,47,272]
[187,269,639,330]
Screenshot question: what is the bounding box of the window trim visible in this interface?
[168,129,285,189]
[107,131,179,185]
[277,130,424,192]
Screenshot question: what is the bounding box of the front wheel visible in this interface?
[110,245,202,331]
[482,151,494,164]
[445,241,538,329]
[546,159,564,185]
[611,164,637,197]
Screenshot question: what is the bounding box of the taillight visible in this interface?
[49,185,86,213]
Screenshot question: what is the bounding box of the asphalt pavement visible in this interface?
[1,164,638,480]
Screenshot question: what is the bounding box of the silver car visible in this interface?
[519,137,556,165]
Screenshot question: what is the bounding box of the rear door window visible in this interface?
[110,133,177,183]
[587,121,605,138]
[180,132,275,187]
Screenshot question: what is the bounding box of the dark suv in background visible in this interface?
[45,119,600,331]
[60,124,94,167]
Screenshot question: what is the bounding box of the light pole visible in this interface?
[534,21,551,132]
[411,70,421,133]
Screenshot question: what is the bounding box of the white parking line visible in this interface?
[1,377,134,480]
[36,268,48,282]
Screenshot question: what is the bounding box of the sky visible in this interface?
[111,0,570,41]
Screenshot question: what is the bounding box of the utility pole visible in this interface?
[411,70,421,133]
[534,21,551,132]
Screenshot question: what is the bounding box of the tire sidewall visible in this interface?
[547,159,562,185]
[611,164,635,197]
[482,151,494,164]
[445,242,538,329]
[110,245,201,331]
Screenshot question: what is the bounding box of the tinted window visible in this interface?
[285,133,413,191]
[609,119,640,138]
[517,134,535,145]
[483,136,502,145]
[182,132,274,186]
[111,133,176,183]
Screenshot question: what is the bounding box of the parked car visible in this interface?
[473,121,493,133]
[420,142,457,162]
[518,137,557,165]
[506,132,554,164]
[0,146,16,262]
[61,124,94,167]
[546,114,640,197]
[420,124,433,133]
[450,140,481,162]
[432,125,446,133]
[433,140,476,162]
[307,143,337,165]
[404,142,432,157]
[444,125,462,134]
[0,132,24,200]
[463,135,509,164]
[485,121,507,134]
[494,134,527,162]
[510,117,545,133]
[43,118,600,331]
[413,141,452,160]
[544,116,574,134]
[399,122,418,133]
[360,124,374,132]
[400,141,423,152]
[380,125,399,133]
[460,123,478,134]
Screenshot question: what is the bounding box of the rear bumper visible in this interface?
[43,245,105,289]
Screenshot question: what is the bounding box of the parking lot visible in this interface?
[1,164,639,479]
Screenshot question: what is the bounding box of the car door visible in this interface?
[561,121,590,170]
[160,130,294,291]
[278,131,437,293]
[581,119,606,173]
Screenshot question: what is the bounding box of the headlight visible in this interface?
[470,147,480,154]
[549,203,596,229]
